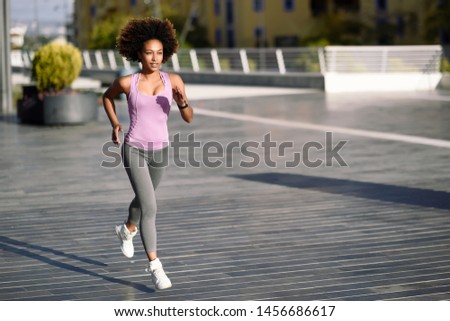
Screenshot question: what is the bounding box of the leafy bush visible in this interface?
[294,52,321,72]
[442,57,450,73]
[31,42,82,92]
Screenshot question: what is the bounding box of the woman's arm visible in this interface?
[102,76,131,144]
[170,73,193,123]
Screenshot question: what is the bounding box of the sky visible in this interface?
[10,0,74,36]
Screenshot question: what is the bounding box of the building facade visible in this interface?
[74,0,440,49]
[74,0,191,48]
[205,0,436,47]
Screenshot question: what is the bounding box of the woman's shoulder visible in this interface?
[167,72,183,86]
[116,73,134,86]
[111,73,135,93]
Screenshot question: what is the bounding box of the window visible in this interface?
[254,0,264,12]
[90,5,96,18]
[215,28,222,46]
[214,0,221,16]
[214,28,222,47]
[376,0,387,12]
[227,28,235,48]
[334,0,359,12]
[396,15,405,38]
[376,17,392,44]
[254,27,266,47]
[226,0,234,24]
[254,27,263,38]
[310,0,327,16]
[284,0,295,12]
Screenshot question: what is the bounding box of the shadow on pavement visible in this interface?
[0,236,155,296]
[231,172,450,211]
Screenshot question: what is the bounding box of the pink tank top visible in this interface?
[125,72,172,150]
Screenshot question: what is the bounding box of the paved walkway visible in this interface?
[1,85,450,300]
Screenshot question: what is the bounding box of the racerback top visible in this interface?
[125,72,172,150]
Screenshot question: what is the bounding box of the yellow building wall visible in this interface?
[201,0,313,48]
[74,0,437,49]
[386,0,433,44]
[358,0,434,45]
[262,0,313,47]
[74,0,192,49]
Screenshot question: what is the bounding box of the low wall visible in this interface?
[438,73,450,90]
[324,73,443,92]
[81,69,325,89]
[177,71,324,89]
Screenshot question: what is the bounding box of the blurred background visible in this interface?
[8,0,450,50]
[3,0,450,114]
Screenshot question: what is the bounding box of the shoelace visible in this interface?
[121,230,132,241]
[122,227,136,240]
[146,266,166,279]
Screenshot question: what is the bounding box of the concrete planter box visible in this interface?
[18,86,98,125]
[42,93,98,125]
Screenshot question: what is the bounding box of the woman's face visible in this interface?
[138,39,164,72]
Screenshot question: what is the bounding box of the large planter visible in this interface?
[42,93,98,125]
[18,86,98,125]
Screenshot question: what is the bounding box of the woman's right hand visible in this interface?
[112,123,123,145]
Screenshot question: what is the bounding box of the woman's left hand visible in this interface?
[173,86,187,107]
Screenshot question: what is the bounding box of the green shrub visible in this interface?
[294,52,321,72]
[32,42,82,92]
[441,57,450,73]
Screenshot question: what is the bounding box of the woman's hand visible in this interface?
[170,74,193,123]
[112,123,123,145]
[172,86,187,107]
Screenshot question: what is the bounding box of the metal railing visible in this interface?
[11,47,322,74]
[11,45,443,75]
[322,45,442,73]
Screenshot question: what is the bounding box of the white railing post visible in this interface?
[329,47,336,73]
[240,49,250,74]
[83,50,92,69]
[107,50,117,70]
[171,53,180,72]
[381,48,388,73]
[318,47,326,73]
[122,57,131,70]
[276,49,286,74]
[94,50,104,69]
[189,49,200,72]
[22,51,31,67]
[211,49,221,73]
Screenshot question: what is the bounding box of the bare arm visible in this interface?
[170,73,193,123]
[102,76,131,144]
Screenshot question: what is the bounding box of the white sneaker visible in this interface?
[146,258,172,290]
[115,223,137,258]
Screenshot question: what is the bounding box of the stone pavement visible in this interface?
[0,85,450,300]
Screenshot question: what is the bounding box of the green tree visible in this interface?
[165,14,210,48]
[424,0,450,44]
[88,14,131,49]
[88,10,210,50]
[302,12,376,46]
[22,35,53,51]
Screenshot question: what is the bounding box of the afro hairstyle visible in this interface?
[117,17,178,64]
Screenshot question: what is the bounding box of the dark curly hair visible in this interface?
[117,17,178,64]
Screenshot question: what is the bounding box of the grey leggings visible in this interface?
[122,143,168,254]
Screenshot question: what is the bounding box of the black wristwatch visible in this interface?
[177,102,189,109]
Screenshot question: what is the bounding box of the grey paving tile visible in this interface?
[1,89,450,300]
